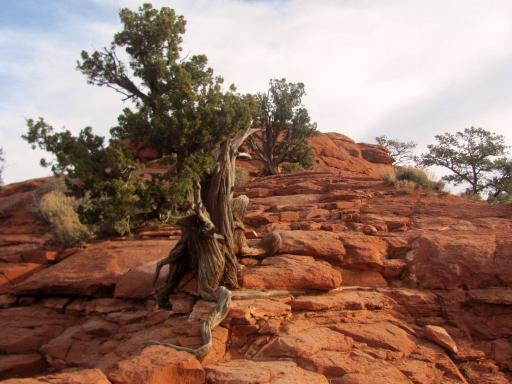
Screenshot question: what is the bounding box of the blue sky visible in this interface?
[1,0,512,184]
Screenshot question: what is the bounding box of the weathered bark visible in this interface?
[150,126,281,358]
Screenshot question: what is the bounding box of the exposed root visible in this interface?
[146,286,232,359]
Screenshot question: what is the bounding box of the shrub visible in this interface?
[382,166,444,193]
[396,180,417,195]
[39,191,91,246]
[234,166,249,188]
[282,162,305,173]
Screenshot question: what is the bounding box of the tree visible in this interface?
[24,3,281,357]
[375,135,417,166]
[417,127,508,195]
[488,158,512,202]
[247,79,318,175]
[0,147,4,185]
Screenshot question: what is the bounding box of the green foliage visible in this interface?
[487,158,512,203]
[247,79,318,175]
[375,135,417,166]
[382,166,443,194]
[39,191,91,246]
[24,3,254,235]
[234,166,249,188]
[282,162,305,173]
[417,127,508,194]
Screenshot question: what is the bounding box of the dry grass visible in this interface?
[234,166,250,188]
[382,166,444,194]
[39,191,91,246]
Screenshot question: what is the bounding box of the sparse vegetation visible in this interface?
[39,191,91,246]
[247,79,318,175]
[382,166,443,194]
[234,166,249,187]
[418,127,508,196]
[375,136,417,166]
[282,162,305,173]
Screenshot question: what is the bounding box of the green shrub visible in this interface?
[382,166,443,193]
[234,166,250,188]
[282,162,305,173]
[39,191,91,246]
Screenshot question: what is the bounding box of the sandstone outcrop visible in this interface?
[0,133,511,383]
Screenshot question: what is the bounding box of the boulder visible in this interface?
[0,354,46,379]
[13,239,175,296]
[0,369,111,383]
[278,230,345,264]
[424,325,458,354]
[108,345,204,384]
[242,255,342,291]
[205,359,328,384]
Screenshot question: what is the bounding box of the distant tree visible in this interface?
[375,136,417,166]
[417,127,508,195]
[247,79,318,175]
[0,147,4,185]
[488,158,512,202]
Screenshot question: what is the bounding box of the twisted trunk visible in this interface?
[150,126,281,358]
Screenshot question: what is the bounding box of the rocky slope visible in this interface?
[0,133,511,383]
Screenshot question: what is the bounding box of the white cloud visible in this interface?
[1,0,512,185]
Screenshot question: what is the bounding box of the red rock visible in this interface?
[0,353,46,379]
[0,307,75,354]
[256,326,353,359]
[291,290,393,312]
[340,269,388,287]
[424,325,458,354]
[334,321,416,356]
[340,233,388,269]
[108,345,204,384]
[205,359,329,384]
[0,368,112,383]
[242,255,342,291]
[13,239,175,296]
[358,143,394,165]
[228,298,291,325]
[278,230,345,264]
[337,365,411,384]
[467,288,512,305]
[407,233,509,289]
[0,262,44,293]
[114,261,163,299]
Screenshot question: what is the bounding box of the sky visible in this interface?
[1,0,512,184]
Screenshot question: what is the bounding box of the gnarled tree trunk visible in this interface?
[148,126,281,358]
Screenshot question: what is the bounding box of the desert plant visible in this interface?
[39,191,91,246]
[282,162,305,173]
[247,79,318,175]
[417,127,508,194]
[375,136,417,165]
[396,180,417,195]
[382,166,443,193]
[234,166,249,188]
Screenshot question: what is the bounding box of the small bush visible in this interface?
[234,166,250,188]
[282,162,305,173]
[382,166,444,193]
[381,169,397,186]
[396,180,417,195]
[39,191,91,246]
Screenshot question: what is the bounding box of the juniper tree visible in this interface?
[375,135,417,166]
[417,127,508,195]
[25,3,280,357]
[247,79,318,175]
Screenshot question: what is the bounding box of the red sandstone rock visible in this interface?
[242,255,342,290]
[424,325,458,354]
[0,368,111,383]
[108,345,204,384]
[0,262,44,293]
[0,353,46,379]
[13,239,175,296]
[278,230,345,264]
[340,233,388,269]
[205,359,329,384]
